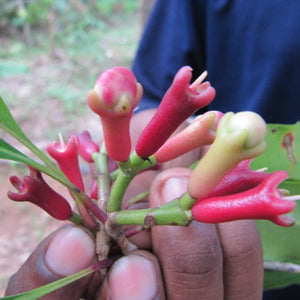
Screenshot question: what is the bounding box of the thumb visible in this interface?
[5,225,97,299]
[149,167,193,207]
[99,250,165,300]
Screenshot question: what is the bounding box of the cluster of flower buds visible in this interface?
[187,111,297,225]
[135,67,216,158]
[6,65,298,229]
[4,63,300,300]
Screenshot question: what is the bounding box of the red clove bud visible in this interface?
[8,168,72,221]
[154,111,223,163]
[76,130,100,163]
[191,171,297,226]
[135,67,216,158]
[87,66,142,161]
[202,160,270,199]
[47,135,85,191]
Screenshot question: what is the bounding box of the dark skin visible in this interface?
[5,110,264,299]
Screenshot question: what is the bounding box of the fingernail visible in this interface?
[45,226,95,276]
[161,177,189,204]
[108,255,157,300]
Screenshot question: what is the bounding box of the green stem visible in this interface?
[109,153,157,180]
[106,170,135,212]
[113,198,192,227]
[71,190,99,229]
[179,192,197,210]
[69,211,85,225]
[106,152,157,213]
[92,148,111,205]
[110,168,119,181]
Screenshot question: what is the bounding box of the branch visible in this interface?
[264,261,300,273]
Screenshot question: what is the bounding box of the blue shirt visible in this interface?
[132,0,300,124]
[132,0,300,298]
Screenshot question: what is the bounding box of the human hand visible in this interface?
[5,169,264,299]
[5,109,264,299]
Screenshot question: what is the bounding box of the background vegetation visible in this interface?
[0,0,146,140]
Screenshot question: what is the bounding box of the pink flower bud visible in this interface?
[154,111,223,163]
[203,160,270,199]
[76,130,100,163]
[90,179,98,200]
[8,168,72,221]
[87,67,142,161]
[188,111,267,199]
[47,135,85,191]
[135,67,216,158]
[192,171,297,226]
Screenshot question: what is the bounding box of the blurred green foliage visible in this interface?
[0,0,139,65]
[0,0,138,31]
[0,0,51,28]
[0,0,140,138]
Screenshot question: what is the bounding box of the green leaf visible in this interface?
[263,271,300,291]
[0,97,74,188]
[0,138,43,167]
[251,122,300,289]
[0,257,117,299]
[258,209,300,265]
[0,96,55,168]
[251,122,300,179]
[0,138,72,188]
[257,217,300,290]
[257,178,300,290]
[280,178,300,195]
[0,264,93,299]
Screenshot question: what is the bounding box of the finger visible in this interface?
[99,250,165,300]
[217,220,264,299]
[149,169,224,299]
[5,225,97,299]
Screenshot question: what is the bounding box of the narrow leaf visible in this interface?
[0,97,55,167]
[0,138,72,188]
[0,257,117,299]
